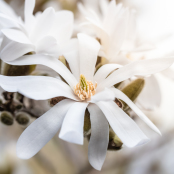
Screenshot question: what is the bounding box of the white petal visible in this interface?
[96,101,150,147]
[90,88,115,103]
[59,102,88,145]
[36,36,59,56]
[88,104,109,171]
[0,35,11,52]
[5,54,78,89]
[78,33,100,81]
[0,0,17,18]
[111,87,161,135]
[17,99,75,159]
[0,75,78,100]
[108,9,129,60]
[24,0,35,28]
[1,29,31,44]
[0,41,34,61]
[137,75,161,110]
[50,10,74,43]
[30,7,56,43]
[94,64,122,84]
[98,57,174,91]
[0,13,20,28]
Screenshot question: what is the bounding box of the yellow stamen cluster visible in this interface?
[74,74,97,100]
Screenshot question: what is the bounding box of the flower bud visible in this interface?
[49,97,67,107]
[0,111,14,126]
[121,78,145,110]
[108,130,123,150]
[83,109,91,136]
[2,63,36,76]
[15,112,30,126]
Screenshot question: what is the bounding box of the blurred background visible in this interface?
[1,0,174,174]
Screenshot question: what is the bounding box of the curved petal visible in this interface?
[59,102,88,145]
[0,75,78,101]
[17,99,75,159]
[88,104,109,171]
[36,36,59,56]
[94,64,122,84]
[111,87,161,135]
[0,13,20,28]
[5,54,78,89]
[90,88,115,103]
[1,29,31,44]
[98,57,174,91]
[78,33,100,81]
[137,75,161,110]
[0,41,34,62]
[30,7,56,43]
[96,101,150,147]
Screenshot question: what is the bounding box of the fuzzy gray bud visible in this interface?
[15,112,30,126]
[0,111,14,126]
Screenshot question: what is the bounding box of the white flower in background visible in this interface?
[78,0,129,63]
[78,0,165,110]
[0,33,173,170]
[0,0,73,62]
[78,0,155,64]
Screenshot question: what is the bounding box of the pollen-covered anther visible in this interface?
[74,74,97,100]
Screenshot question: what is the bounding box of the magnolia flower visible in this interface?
[0,0,73,62]
[78,0,155,64]
[78,0,165,110]
[0,33,173,170]
[78,0,129,63]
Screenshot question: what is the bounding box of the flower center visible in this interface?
[74,74,97,100]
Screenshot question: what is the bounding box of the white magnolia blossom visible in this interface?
[0,33,173,170]
[78,0,165,110]
[78,0,129,63]
[0,0,73,62]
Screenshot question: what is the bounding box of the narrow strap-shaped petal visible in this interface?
[59,102,88,145]
[96,101,150,147]
[0,41,34,62]
[78,33,100,81]
[98,57,174,91]
[88,104,109,171]
[5,54,78,89]
[1,29,31,44]
[94,64,122,84]
[17,99,75,159]
[0,75,78,101]
[111,87,161,135]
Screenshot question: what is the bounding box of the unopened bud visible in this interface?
[15,112,30,126]
[121,78,145,110]
[108,130,123,150]
[49,97,67,107]
[0,111,14,126]
[83,109,91,136]
[2,63,36,76]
